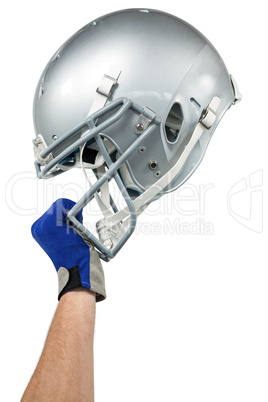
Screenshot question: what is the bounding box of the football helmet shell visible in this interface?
[32,9,241,260]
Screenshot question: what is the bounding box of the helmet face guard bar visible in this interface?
[33,94,225,261]
[35,97,139,179]
[68,119,161,261]
[67,95,223,261]
[34,97,161,261]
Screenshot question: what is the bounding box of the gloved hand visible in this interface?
[31,198,106,302]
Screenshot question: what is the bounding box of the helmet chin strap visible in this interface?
[101,96,221,234]
[77,78,220,253]
[66,95,221,259]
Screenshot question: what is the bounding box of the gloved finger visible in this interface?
[55,198,84,225]
[59,198,84,224]
[57,198,76,219]
[32,198,76,237]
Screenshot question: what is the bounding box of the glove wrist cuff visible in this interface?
[58,266,82,300]
[57,262,106,302]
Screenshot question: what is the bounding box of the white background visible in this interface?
[1,1,267,401]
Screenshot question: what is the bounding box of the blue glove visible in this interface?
[31,198,106,301]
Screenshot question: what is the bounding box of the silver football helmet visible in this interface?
[32,8,241,260]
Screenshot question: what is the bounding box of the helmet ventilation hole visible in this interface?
[190,97,201,109]
[165,103,183,144]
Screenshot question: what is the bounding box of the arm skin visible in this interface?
[21,289,96,402]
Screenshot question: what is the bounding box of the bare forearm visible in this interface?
[21,290,96,402]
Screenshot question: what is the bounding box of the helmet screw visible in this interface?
[149,160,158,170]
[136,123,144,133]
[138,146,146,154]
[52,135,58,141]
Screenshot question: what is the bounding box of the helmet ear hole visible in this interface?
[165,103,183,144]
